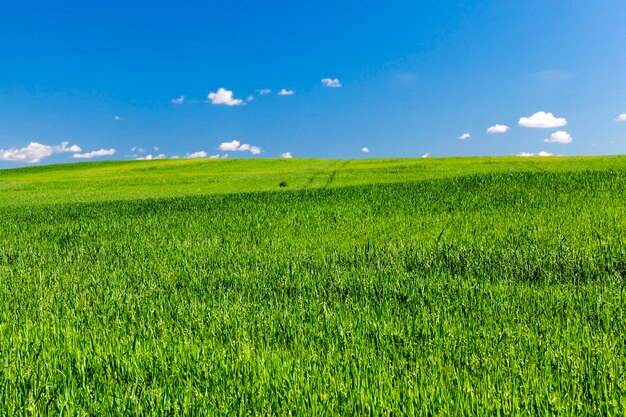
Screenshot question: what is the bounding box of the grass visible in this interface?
[0,157,625,415]
[2,155,626,206]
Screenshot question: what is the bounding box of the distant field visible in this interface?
[1,157,625,415]
[2,155,626,205]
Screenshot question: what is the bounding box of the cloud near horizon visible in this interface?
[185,151,208,159]
[544,131,573,144]
[280,152,293,159]
[0,141,81,163]
[130,146,146,154]
[361,147,369,153]
[136,153,167,160]
[517,151,554,157]
[518,111,567,128]
[208,88,244,106]
[486,125,510,134]
[218,140,262,155]
[73,148,116,159]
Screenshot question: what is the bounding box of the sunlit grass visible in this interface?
[0,157,625,414]
[2,155,626,206]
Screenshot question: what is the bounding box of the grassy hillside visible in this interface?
[1,157,625,415]
[2,155,626,205]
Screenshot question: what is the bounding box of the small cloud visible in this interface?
[218,140,262,155]
[321,78,341,88]
[73,148,116,159]
[257,89,272,95]
[171,96,185,105]
[218,141,241,152]
[544,131,572,144]
[130,146,146,154]
[421,153,431,158]
[185,151,208,159]
[517,151,554,157]
[361,147,369,153]
[519,111,567,128]
[458,133,471,140]
[208,88,244,106]
[114,115,123,121]
[136,154,167,160]
[153,146,159,151]
[280,152,293,159]
[0,141,81,163]
[615,113,626,122]
[486,125,510,134]
[247,96,254,102]
[278,89,295,96]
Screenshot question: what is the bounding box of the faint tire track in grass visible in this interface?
[325,160,351,188]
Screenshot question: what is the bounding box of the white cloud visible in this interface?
[208,88,244,106]
[218,140,242,152]
[0,141,81,163]
[136,154,167,160]
[247,96,254,102]
[73,148,116,159]
[544,131,572,144]
[171,96,185,104]
[321,78,341,88]
[257,89,272,95]
[280,152,293,159]
[458,133,471,140]
[185,151,208,159]
[517,151,554,157]
[361,147,369,153]
[486,125,510,134]
[616,114,626,122]
[278,89,295,96]
[114,115,123,121]
[131,146,146,154]
[218,140,262,155]
[421,153,431,158]
[518,111,567,128]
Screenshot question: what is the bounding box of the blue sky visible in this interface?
[1,1,626,165]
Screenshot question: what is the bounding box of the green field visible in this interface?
[1,156,625,415]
